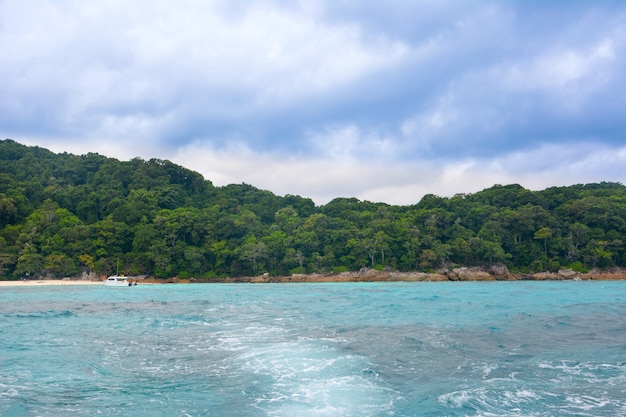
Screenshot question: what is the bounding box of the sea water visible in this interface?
[1,281,625,417]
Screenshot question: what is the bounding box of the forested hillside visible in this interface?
[1,139,625,280]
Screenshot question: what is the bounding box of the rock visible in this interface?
[390,272,436,281]
[583,269,626,280]
[532,272,556,280]
[424,273,449,281]
[448,267,494,281]
[364,269,381,278]
[446,269,460,281]
[488,265,514,280]
[557,269,578,279]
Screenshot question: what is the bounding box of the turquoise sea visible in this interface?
[1,281,625,416]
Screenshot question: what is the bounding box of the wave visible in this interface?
[3,310,74,319]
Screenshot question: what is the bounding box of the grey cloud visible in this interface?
[1,0,624,204]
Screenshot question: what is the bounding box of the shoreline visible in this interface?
[0,279,104,287]
[2,267,625,287]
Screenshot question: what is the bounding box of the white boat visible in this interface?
[103,275,136,287]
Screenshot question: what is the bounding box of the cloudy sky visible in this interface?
[1,0,624,205]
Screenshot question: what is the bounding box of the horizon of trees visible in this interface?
[1,139,625,280]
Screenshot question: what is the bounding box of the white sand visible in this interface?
[0,279,104,287]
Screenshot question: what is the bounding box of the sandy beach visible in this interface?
[0,279,104,287]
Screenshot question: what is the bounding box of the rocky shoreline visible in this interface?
[4,267,624,285]
[178,266,626,284]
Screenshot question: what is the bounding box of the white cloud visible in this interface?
[501,38,618,100]
[398,29,624,154]
[2,1,624,205]
[1,1,407,116]
[305,124,397,161]
[171,140,626,206]
[0,0,411,156]
[400,91,463,152]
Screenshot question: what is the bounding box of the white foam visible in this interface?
[212,322,395,416]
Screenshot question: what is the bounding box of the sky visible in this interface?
[1,0,625,206]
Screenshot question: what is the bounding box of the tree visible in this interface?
[2,140,626,279]
[0,194,17,227]
[0,236,16,276]
[78,254,95,271]
[295,250,305,273]
[566,222,591,261]
[482,240,509,265]
[209,240,232,276]
[262,230,289,275]
[419,249,437,271]
[111,189,159,225]
[181,246,207,277]
[15,243,43,278]
[583,240,612,268]
[44,253,78,277]
[534,227,553,257]
[238,237,268,274]
[274,206,301,233]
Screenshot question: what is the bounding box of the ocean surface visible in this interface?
[1,281,625,417]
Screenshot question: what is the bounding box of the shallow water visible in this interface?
[1,281,625,416]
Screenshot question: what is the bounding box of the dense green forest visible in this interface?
[1,139,625,280]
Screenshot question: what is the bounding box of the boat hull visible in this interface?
[103,276,135,287]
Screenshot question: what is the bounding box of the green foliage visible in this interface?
[1,139,625,279]
[568,261,589,273]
